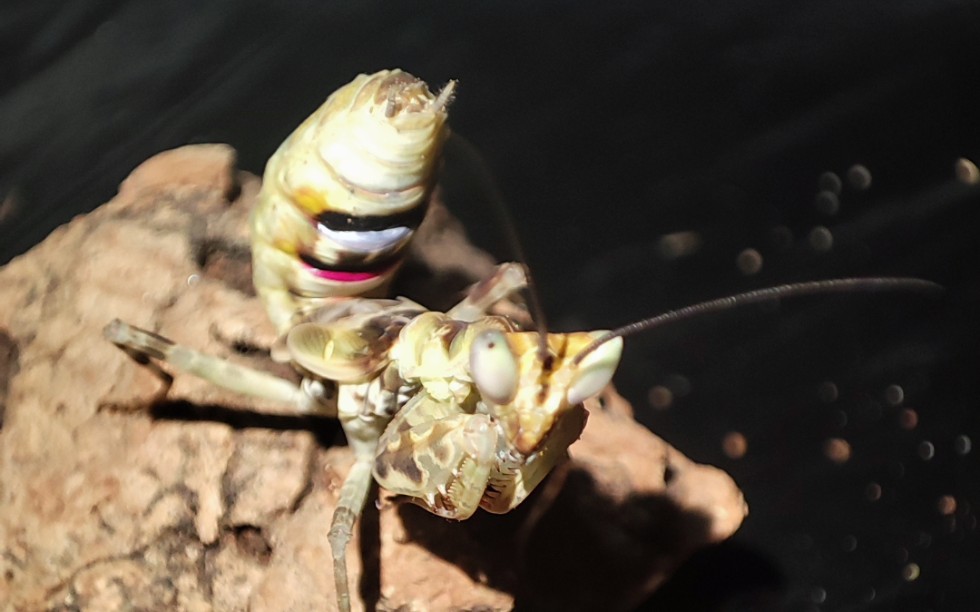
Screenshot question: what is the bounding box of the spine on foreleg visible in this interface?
[251,69,456,333]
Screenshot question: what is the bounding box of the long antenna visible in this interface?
[572,277,942,365]
[448,133,551,359]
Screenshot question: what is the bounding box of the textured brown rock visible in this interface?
[0,144,747,611]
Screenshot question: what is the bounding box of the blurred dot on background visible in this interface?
[808,226,834,252]
[917,440,935,460]
[648,385,673,410]
[865,482,882,502]
[955,157,979,184]
[814,190,840,215]
[902,563,921,582]
[834,409,848,428]
[818,381,839,403]
[665,373,691,397]
[824,437,851,463]
[736,248,763,275]
[847,164,873,190]
[954,434,972,455]
[657,230,702,260]
[884,384,904,406]
[810,586,827,604]
[898,408,918,430]
[0,193,20,226]
[937,495,957,515]
[895,547,910,563]
[818,171,842,194]
[722,431,748,458]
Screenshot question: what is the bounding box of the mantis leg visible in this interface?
[103,319,334,415]
[327,456,374,612]
[329,384,393,612]
[447,262,527,321]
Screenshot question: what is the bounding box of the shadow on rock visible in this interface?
[396,464,718,611]
[150,400,342,449]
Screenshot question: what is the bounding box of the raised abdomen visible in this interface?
[251,69,455,332]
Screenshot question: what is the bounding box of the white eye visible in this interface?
[470,330,518,405]
[567,335,623,405]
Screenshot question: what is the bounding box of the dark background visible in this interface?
[3,2,978,610]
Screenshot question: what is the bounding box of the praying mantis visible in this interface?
[105,69,623,611]
[104,69,938,611]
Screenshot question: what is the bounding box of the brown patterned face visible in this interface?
[470,329,623,455]
[371,320,623,520]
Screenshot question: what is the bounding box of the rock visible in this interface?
[0,144,747,611]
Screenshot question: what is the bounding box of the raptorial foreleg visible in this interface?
[328,384,394,612]
[103,319,334,415]
[327,456,374,612]
[447,262,527,321]
[373,392,498,520]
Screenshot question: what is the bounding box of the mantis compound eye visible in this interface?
[566,334,623,406]
[470,329,519,405]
